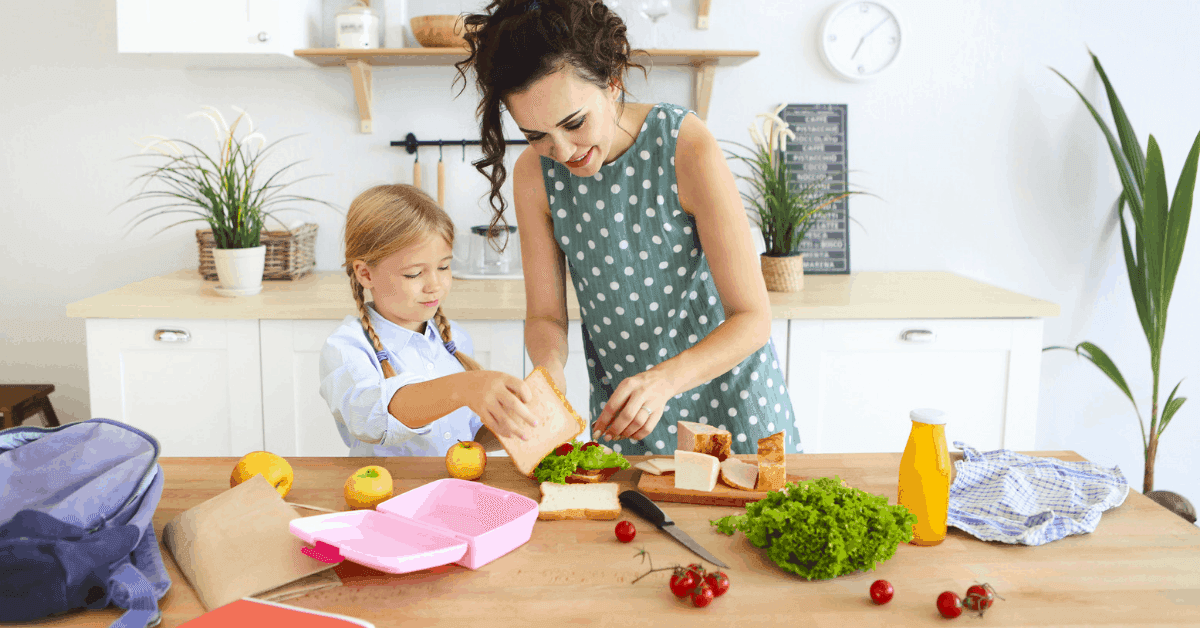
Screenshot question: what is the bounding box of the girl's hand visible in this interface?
[464,371,540,441]
[592,368,677,442]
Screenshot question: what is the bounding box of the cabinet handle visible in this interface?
[154,329,191,343]
[257,31,270,43]
[900,329,935,343]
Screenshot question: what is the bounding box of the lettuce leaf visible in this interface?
[533,440,631,484]
[711,476,917,580]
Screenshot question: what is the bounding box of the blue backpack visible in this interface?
[0,418,171,627]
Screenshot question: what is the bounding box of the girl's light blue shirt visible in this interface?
[318,303,482,457]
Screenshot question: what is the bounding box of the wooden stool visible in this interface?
[0,384,62,430]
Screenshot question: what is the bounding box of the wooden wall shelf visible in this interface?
[293,48,758,133]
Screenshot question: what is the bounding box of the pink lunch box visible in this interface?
[289,478,539,573]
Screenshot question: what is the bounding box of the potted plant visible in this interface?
[724,105,866,292]
[1047,51,1199,521]
[122,106,334,296]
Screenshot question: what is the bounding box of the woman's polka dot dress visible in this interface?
[540,103,802,456]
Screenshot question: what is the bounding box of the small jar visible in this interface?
[336,1,381,49]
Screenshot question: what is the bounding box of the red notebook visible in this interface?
[179,598,374,627]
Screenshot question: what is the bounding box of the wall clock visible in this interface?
[819,0,903,81]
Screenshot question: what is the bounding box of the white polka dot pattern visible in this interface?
[541,103,800,456]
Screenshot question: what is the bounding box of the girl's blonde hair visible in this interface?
[344,184,481,377]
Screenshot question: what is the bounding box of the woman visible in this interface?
[455,0,799,455]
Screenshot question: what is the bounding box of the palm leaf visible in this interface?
[1141,136,1169,359]
[1117,198,1156,345]
[1090,50,1146,194]
[1046,342,1146,450]
[1158,380,1187,436]
[1160,130,1200,325]
[1051,67,1144,220]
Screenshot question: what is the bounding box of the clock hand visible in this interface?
[851,16,892,60]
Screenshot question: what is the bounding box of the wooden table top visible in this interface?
[27,452,1200,627]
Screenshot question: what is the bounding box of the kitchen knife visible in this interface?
[618,490,729,569]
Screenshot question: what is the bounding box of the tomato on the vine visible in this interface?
[869,579,893,605]
[703,571,730,598]
[937,591,963,618]
[668,569,697,598]
[963,583,997,613]
[614,520,636,543]
[686,563,705,576]
[690,582,715,608]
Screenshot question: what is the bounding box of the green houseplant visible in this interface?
[724,105,865,292]
[123,106,334,295]
[1048,52,1199,503]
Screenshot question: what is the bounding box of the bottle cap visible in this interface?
[910,408,946,425]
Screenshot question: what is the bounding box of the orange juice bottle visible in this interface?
[897,408,950,546]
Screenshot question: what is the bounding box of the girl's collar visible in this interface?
[366,302,437,346]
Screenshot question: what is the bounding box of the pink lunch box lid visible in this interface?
[289,478,539,574]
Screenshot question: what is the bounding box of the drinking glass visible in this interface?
[637,0,671,48]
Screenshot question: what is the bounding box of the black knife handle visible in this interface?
[619,490,673,527]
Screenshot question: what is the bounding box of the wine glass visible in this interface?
[637,0,671,48]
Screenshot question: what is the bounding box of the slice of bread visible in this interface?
[537,482,622,520]
[756,431,786,491]
[719,457,759,491]
[676,421,732,461]
[495,367,586,477]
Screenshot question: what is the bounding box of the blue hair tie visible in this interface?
[375,350,388,363]
[444,341,457,355]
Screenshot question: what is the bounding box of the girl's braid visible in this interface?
[350,271,397,379]
[433,306,482,372]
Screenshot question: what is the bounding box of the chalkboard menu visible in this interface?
[780,104,849,274]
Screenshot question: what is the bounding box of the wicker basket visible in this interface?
[196,223,318,281]
[760,253,805,292]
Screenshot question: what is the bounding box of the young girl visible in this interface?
[319,184,539,456]
[455,0,802,456]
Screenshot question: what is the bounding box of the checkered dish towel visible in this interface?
[946,441,1129,546]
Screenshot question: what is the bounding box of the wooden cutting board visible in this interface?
[635,456,807,507]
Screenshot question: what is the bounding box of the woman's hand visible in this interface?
[462,371,539,441]
[592,367,678,442]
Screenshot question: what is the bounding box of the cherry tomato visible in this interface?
[686,563,705,577]
[703,571,730,598]
[554,443,574,456]
[937,591,963,619]
[581,441,601,450]
[669,569,698,598]
[690,582,715,608]
[963,584,996,613]
[614,520,636,543]
[869,579,894,605]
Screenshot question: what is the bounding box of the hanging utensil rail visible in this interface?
[392,133,529,158]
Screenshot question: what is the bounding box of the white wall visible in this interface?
[2,1,1197,509]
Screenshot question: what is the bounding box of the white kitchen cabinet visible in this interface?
[84,318,264,457]
[260,319,525,456]
[786,318,1043,454]
[116,0,321,55]
[261,319,346,457]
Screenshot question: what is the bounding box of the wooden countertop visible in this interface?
[37,452,1199,627]
[66,270,1059,320]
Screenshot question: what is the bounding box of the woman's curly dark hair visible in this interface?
[454,0,645,241]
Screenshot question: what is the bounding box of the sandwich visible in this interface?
[532,440,631,484]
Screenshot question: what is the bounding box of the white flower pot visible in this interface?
[211,246,266,296]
